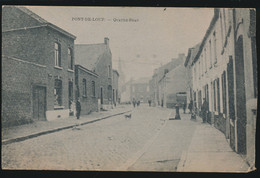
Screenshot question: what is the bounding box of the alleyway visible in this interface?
[2,105,249,172]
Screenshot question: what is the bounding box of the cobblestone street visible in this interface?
[2,105,182,171]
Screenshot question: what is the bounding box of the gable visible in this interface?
[2,6,46,31]
[74,44,109,71]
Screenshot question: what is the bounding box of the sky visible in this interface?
[27,6,214,81]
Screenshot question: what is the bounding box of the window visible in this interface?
[213,32,217,64]
[204,48,207,72]
[54,79,62,106]
[68,81,73,108]
[214,78,220,113]
[92,81,95,97]
[108,65,111,78]
[222,72,227,115]
[201,55,203,76]
[209,40,212,68]
[83,79,87,97]
[198,61,201,79]
[216,78,220,112]
[68,48,73,70]
[220,12,224,47]
[55,42,61,67]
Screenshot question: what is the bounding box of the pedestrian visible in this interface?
[76,98,81,119]
[188,100,193,114]
[183,102,186,113]
[148,100,151,107]
[133,98,136,108]
[137,100,140,107]
[201,98,208,123]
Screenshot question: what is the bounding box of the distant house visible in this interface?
[150,54,185,106]
[74,38,113,110]
[75,65,99,115]
[131,77,150,103]
[158,64,188,108]
[2,6,76,126]
[184,43,200,107]
[112,70,120,105]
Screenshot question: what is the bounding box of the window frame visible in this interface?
[54,42,61,67]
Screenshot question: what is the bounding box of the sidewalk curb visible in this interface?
[2,110,132,145]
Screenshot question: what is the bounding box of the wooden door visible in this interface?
[33,86,46,121]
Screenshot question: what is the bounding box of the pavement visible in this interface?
[176,112,251,172]
[2,105,132,145]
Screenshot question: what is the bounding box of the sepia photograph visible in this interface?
[1,5,257,172]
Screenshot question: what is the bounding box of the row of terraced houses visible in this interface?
[2,6,120,127]
[184,9,257,167]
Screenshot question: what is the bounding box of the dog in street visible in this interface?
[124,113,132,119]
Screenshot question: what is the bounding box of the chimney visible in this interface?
[104,37,109,45]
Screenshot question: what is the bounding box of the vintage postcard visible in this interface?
[1,6,257,172]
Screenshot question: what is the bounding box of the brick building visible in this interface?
[2,6,76,126]
[187,8,257,167]
[74,38,113,110]
[75,65,99,115]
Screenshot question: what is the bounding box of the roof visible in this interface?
[184,43,201,67]
[13,6,76,39]
[74,43,109,70]
[75,64,99,77]
[192,9,220,66]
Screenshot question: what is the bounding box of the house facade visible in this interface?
[2,6,76,126]
[188,8,257,167]
[75,65,99,115]
[150,54,185,107]
[184,43,200,107]
[112,70,120,105]
[74,38,113,110]
[158,64,188,108]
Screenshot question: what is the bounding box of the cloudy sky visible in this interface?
[27,6,214,81]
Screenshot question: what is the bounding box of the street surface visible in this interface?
[2,105,197,171]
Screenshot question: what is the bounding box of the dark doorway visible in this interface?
[33,86,46,121]
[68,81,73,109]
[227,56,235,151]
[100,87,103,104]
[235,35,247,154]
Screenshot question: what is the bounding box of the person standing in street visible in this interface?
[76,99,81,119]
[183,102,186,113]
[201,98,208,123]
[188,100,193,114]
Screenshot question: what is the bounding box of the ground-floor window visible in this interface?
[222,71,227,115]
[54,79,62,106]
[82,79,87,97]
[68,81,73,108]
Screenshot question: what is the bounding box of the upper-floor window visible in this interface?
[83,79,87,97]
[213,31,217,64]
[209,40,212,68]
[201,54,203,76]
[108,65,111,78]
[204,48,207,73]
[92,81,96,97]
[68,48,73,70]
[54,42,61,67]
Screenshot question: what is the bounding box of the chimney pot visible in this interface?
[104,37,109,45]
